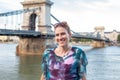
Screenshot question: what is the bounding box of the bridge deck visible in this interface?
[0,29,54,38]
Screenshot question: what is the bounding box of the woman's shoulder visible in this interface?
[72,46,87,58]
[72,46,84,53]
[72,46,88,65]
[42,48,54,58]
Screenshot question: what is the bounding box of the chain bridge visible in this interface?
[0,0,111,55]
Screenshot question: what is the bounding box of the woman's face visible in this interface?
[55,26,71,47]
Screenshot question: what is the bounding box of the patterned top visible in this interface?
[42,46,88,80]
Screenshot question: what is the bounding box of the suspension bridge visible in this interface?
[0,0,111,55]
[0,7,110,41]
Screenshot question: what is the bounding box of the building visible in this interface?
[105,30,120,42]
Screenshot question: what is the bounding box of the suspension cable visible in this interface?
[0,7,40,17]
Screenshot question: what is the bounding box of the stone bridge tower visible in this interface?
[91,26,105,48]
[16,0,53,55]
[93,26,105,38]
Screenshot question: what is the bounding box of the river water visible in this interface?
[0,43,120,80]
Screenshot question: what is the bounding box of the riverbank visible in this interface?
[0,41,120,47]
[70,42,91,46]
[117,43,120,46]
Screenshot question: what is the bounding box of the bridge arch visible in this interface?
[17,0,54,55]
[29,13,37,30]
[21,0,53,33]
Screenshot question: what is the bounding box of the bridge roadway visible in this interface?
[0,29,54,38]
[0,29,110,42]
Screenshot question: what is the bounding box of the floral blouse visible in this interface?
[42,46,88,80]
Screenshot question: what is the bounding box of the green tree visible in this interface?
[117,34,120,43]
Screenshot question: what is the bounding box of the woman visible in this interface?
[41,21,88,80]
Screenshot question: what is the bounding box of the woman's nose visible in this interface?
[58,34,63,40]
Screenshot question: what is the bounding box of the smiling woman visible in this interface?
[41,21,88,80]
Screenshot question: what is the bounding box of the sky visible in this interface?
[0,0,120,32]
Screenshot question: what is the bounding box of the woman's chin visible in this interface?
[58,44,67,47]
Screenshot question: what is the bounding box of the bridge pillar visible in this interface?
[16,38,46,55]
[16,0,54,55]
[91,41,105,48]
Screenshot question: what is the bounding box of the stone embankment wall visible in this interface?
[70,42,91,46]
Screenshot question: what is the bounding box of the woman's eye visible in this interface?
[61,32,65,35]
[55,34,59,36]
[55,32,66,37]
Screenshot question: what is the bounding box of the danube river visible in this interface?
[0,43,120,80]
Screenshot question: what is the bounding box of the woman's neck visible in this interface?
[55,45,71,57]
[58,45,69,50]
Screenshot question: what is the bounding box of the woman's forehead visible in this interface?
[55,27,67,32]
